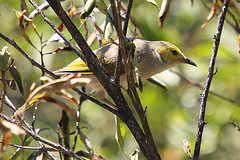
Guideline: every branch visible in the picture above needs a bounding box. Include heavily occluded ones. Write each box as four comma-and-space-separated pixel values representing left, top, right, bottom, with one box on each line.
0, 33, 57, 78
42, 0, 160, 159
0, 32, 117, 115
0, 113, 84, 160
193, 1, 230, 159
170, 70, 240, 106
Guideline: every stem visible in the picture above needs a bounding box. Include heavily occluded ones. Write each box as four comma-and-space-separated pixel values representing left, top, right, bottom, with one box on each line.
193, 1, 230, 159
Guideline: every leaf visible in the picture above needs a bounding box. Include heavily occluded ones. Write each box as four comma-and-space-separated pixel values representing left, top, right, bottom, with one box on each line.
14, 73, 91, 116
42, 96, 78, 121
95, 0, 108, 15
0, 118, 25, 158
6, 79, 17, 90
158, 0, 171, 28
146, 0, 159, 9
27, 150, 43, 160
201, 0, 218, 28
183, 138, 192, 158
9, 134, 34, 160
131, 46, 143, 92
80, 0, 96, 20
47, 46, 73, 55
9, 65, 25, 96
0, 119, 25, 135
20, 0, 29, 16
0, 46, 11, 70
147, 77, 168, 91
115, 116, 130, 160
13, 9, 39, 49
104, 5, 115, 42
0, 132, 12, 159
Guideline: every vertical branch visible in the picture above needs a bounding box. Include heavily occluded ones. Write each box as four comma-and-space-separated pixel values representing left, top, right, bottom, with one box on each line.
123, 0, 133, 36
193, 0, 230, 160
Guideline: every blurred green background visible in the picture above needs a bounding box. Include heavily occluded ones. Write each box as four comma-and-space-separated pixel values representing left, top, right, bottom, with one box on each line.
0, 0, 240, 159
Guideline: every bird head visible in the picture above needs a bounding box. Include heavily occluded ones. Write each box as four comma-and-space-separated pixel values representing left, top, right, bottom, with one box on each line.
154, 41, 197, 67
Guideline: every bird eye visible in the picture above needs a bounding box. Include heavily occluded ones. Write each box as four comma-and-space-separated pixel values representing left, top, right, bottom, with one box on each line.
171, 50, 178, 55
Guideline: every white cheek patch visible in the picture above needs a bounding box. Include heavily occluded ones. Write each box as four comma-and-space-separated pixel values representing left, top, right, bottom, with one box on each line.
154, 50, 162, 62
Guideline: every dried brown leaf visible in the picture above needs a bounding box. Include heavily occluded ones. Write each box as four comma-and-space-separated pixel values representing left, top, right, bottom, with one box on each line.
13, 9, 38, 49
49, 46, 73, 54
0, 132, 12, 159
0, 119, 25, 135
183, 138, 192, 158
14, 73, 91, 116
201, 0, 218, 28
44, 96, 77, 121
20, 0, 29, 16
0, 118, 26, 158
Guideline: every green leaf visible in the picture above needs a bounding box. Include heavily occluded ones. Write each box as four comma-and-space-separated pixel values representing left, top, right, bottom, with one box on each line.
147, 77, 168, 91
115, 116, 130, 160
0, 47, 11, 70
131, 46, 143, 92
9, 134, 33, 160
9, 65, 25, 96
104, 5, 114, 42
95, 0, 107, 15
80, 0, 96, 20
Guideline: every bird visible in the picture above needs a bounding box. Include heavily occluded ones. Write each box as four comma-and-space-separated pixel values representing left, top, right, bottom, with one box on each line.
54, 38, 197, 98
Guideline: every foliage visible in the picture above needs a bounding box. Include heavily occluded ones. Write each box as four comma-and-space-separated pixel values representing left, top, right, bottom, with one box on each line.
0, 0, 240, 160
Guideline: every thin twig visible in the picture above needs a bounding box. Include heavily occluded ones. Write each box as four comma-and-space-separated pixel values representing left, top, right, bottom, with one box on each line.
170, 70, 240, 106
123, 0, 133, 36
0, 33, 58, 79
72, 88, 86, 151
193, 1, 230, 159
0, 113, 85, 160
7, 143, 42, 150
36, 0, 161, 159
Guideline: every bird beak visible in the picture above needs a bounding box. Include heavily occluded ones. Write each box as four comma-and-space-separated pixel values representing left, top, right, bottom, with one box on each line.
183, 58, 197, 67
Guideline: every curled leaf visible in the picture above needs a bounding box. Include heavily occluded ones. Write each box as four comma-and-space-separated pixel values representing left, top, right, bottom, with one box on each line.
14, 73, 91, 116
13, 9, 39, 48
115, 116, 130, 160
146, 0, 159, 9
158, 0, 171, 28
9, 65, 24, 96
20, 0, 29, 16
183, 138, 192, 158
201, 0, 218, 28
80, 0, 96, 20
0, 118, 25, 158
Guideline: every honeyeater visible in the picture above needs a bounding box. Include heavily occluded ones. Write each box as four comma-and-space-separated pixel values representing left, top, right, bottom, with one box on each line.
54, 39, 197, 98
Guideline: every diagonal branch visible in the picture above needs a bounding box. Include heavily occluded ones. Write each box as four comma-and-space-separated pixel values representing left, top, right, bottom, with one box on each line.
34, 0, 159, 159
0, 113, 84, 160
193, 0, 230, 159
